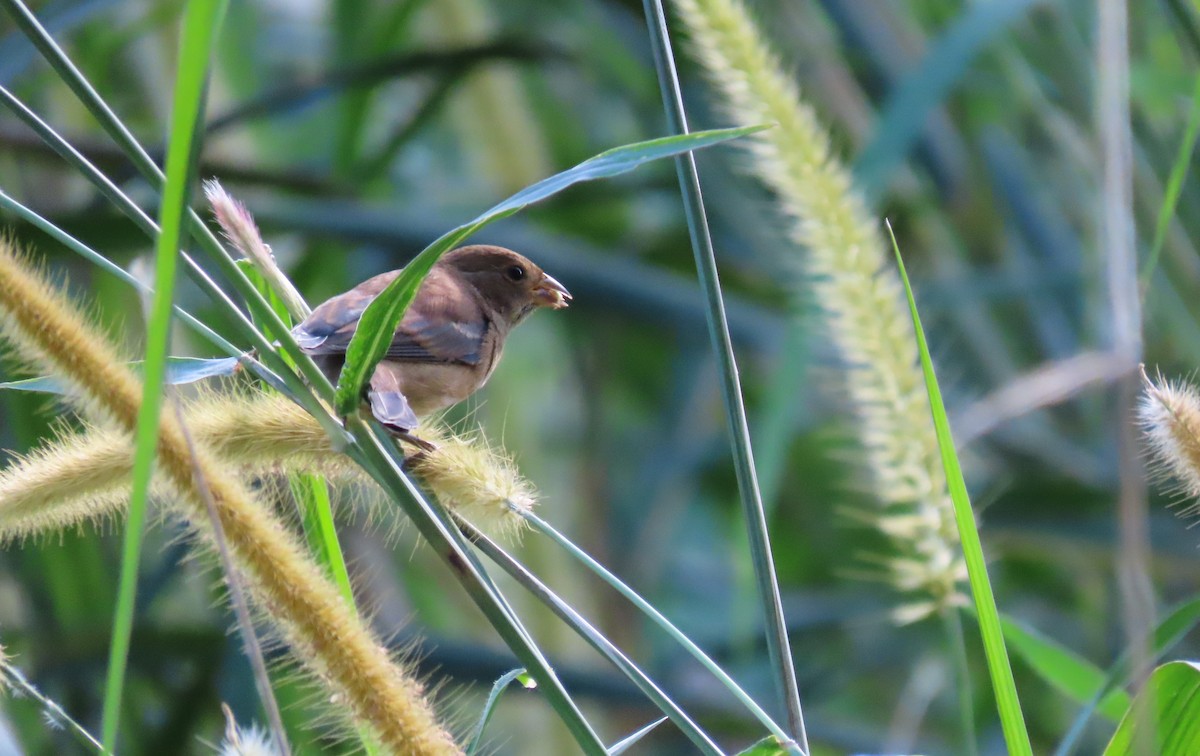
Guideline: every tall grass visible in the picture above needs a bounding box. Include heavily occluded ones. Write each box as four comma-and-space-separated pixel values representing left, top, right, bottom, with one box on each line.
101, 3, 228, 747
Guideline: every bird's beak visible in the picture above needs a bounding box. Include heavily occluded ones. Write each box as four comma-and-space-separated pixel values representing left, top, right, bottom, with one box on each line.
534, 273, 572, 309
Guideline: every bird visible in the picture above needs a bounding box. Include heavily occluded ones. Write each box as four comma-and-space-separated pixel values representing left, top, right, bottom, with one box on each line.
292, 245, 571, 449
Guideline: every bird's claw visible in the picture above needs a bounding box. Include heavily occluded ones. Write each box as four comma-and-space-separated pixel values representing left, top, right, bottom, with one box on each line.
389, 427, 438, 455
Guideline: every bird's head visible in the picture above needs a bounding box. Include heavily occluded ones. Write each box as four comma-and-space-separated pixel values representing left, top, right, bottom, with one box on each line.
441, 245, 571, 325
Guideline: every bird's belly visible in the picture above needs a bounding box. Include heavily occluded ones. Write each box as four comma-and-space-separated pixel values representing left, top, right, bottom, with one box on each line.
398, 362, 484, 416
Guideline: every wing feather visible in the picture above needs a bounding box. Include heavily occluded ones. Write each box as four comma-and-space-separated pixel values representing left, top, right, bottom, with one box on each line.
292, 266, 486, 365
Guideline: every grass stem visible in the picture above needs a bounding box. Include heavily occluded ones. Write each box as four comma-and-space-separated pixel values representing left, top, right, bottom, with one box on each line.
640, 0, 808, 749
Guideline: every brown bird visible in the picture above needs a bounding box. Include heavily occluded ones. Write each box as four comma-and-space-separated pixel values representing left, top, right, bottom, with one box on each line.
293, 245, 571, 446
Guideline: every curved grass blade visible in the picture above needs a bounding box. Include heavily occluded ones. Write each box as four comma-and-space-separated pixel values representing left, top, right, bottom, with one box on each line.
888, 220, 1031, 755
334, 125, 765, 415
0, 357, 240, 394
467, 667, 530, 754
100, 1, 227, 749
996, 613, 1129, 721
640, 0, 806, 748
1056, 594, 1200, 756
608, 718, 668, 755
1103, 661, 1200, 755
853, 0, 1047, 199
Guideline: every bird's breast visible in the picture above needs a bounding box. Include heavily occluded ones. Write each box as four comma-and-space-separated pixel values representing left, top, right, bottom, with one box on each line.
393, 362, 488, 416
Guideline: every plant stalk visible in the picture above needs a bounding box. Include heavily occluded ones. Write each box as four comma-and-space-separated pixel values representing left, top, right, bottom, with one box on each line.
640, 0, 807, 749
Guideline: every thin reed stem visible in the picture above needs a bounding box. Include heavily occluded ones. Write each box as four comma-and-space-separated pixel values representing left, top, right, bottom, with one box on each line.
460, 518, 725, 756
640, 0, 808, 749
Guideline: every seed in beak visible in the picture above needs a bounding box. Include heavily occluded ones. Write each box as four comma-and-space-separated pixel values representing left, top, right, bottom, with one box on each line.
535, 273, 572, 308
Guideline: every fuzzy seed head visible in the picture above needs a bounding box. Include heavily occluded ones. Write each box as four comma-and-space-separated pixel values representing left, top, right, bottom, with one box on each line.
0, 388, 537, 544
671, 0, 963, 619
1139, 368, 1200, 516
205, 179, 310, 320
221, 705, 282, 756
410, 423, 536, 539
0, 241, 459, 754
205, 179, 270, 270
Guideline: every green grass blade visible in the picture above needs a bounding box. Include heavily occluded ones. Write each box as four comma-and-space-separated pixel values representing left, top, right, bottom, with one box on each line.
736, 737, 789, 755
235, 258, 296, 338
1103, 661, 1200, 755
290, 476, 356, 604
334, 125, 764, 415
997, 613, 1130, 721
100, 1, 227, 749
1056, 594, 1200, 756
462, 521, 725, 756
887, 221, 1031, 755
237, 260, 359, 606
523, 509, 793, 746
466, 667, 529, 754
1138, 68, 1200, 292
640, 0, 807, 748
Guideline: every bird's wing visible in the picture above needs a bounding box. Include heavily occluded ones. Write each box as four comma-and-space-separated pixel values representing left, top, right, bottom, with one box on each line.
292, 269, 398, 350
293, 267, 487, 366
387, 273, 488, 364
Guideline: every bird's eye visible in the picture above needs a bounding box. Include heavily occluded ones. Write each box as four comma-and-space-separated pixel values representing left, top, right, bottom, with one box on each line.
505, 265, 526, 281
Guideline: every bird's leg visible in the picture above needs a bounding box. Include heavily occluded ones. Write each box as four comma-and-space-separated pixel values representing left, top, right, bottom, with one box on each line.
362, 420, 437, 471
385, 425, 438, 457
